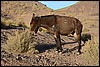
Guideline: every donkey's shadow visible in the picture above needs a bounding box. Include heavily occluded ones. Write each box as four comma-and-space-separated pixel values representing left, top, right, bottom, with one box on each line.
35, 33, 91, 53
35, 41, 77, 53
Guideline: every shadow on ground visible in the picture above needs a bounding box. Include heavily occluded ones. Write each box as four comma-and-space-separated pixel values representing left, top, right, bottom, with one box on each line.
35, 33, 91, 53
35, 41, 81, 53
1, 23, 27, 30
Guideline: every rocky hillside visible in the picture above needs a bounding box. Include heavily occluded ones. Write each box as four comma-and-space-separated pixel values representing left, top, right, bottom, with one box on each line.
55, 1, 99, 16
1, 1, 99, 25
1, 1, 53, 26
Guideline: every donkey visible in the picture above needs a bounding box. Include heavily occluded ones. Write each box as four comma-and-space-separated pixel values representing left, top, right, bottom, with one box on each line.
30, 13, 83, 54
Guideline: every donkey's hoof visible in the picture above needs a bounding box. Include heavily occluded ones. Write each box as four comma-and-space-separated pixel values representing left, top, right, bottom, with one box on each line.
55, 50, 62, 54
77, 52, 80, 55
77, 51, 82, 55
55, 49, 62, 53
58, 52, 62, 54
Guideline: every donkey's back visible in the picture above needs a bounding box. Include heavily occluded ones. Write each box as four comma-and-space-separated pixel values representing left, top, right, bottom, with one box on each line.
55, 15, 83, 35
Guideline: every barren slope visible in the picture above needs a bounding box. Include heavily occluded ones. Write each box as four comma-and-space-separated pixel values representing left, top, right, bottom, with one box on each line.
1, 1, 53, 26
55, 1, 99, 16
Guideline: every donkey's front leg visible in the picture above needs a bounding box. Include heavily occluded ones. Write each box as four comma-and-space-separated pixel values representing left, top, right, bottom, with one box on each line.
56, 33, 62, 52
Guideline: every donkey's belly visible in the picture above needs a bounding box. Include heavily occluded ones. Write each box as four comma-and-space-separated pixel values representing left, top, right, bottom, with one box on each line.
59, 26, 75, 35
58, 21, 75, 35
60, 30, 74, 35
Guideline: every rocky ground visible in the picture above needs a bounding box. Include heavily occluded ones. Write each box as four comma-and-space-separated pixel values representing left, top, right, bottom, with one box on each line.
1, 29, 99, 66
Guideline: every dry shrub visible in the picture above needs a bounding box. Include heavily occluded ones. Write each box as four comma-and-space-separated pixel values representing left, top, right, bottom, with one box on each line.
2, 30, 39, 54
2, 18, 15, 26
81, 33, 91, 43
81, 35, 99, 65
82, 28, 89, 32
1, 21, 7, 29
1, 17, 29, 29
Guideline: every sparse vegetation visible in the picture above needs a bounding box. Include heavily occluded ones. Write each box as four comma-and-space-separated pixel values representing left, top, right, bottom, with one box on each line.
1, 1, 52, 25
81, 35, 99, 65
1, 17, 29, 29
1, 20, 7, 29
1, 17, 17, 28
82, 28, 89, 32
1, 30, 38, 54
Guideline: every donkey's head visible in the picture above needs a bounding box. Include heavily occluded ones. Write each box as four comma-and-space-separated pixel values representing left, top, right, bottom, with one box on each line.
30, 13, 40, 35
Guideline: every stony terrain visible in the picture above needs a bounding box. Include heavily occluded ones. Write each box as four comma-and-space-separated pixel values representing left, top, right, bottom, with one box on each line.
1, 1, 99, 66
1, 29, 98, 66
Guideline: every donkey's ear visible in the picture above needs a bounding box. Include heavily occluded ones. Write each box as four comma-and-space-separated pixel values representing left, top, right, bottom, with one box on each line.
32, 13, 35, 18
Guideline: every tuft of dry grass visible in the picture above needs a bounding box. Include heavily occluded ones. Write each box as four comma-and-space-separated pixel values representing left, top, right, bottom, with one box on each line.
1, 17, 29, 29
81, 33, 91, 43
1, 30, 39, 54
82, 28, 89, 32
1, 17, 16, 26
81, 35, 99, 65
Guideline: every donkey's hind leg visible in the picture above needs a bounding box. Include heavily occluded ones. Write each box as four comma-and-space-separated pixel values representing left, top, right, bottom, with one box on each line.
74, 32, 82, 54
77, 34, 82, 54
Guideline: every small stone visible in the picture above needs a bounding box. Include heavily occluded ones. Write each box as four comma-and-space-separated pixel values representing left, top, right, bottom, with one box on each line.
34, 50, 39, 54
67, 53, 70, 56
16, 56, 23, 60
76, 52, 80, 55
58, 52, 62, 55
45, 50, 49, 53
55, 51, 58, 54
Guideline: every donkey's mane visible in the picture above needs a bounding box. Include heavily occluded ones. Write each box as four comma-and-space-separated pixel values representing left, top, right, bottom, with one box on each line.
40, 15, 55, 17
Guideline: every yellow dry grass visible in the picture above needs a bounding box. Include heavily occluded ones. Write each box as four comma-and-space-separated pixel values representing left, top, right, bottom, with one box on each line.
81, 35, 99, 65
1, 30, 39, 54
